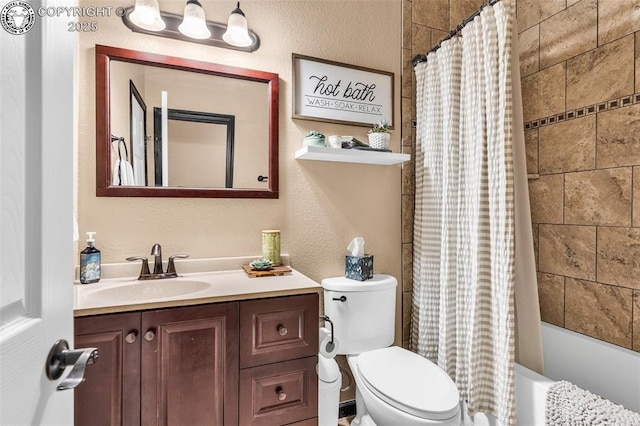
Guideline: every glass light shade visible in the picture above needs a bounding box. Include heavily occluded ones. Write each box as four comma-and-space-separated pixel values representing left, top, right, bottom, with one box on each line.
178, 0, 211, 39
129, 0, 165, 31
222, 5, 252, 47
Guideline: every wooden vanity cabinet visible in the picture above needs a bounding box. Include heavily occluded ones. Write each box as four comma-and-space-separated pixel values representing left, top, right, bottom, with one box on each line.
74, 293, 319, 426
74, 311, 141, 425
74, 302, 239, 426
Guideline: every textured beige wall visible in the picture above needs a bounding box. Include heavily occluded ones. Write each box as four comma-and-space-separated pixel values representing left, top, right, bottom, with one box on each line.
404, 0, 640, 354
77, 0, 401, 305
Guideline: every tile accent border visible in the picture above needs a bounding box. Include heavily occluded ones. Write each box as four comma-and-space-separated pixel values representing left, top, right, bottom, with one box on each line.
524, 92, 640, 130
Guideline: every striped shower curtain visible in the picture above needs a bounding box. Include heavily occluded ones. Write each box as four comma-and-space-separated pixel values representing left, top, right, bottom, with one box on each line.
411, 1, 524, 425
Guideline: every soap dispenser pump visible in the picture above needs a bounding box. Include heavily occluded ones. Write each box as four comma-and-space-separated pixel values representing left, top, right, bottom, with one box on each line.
80, 232, 101, 284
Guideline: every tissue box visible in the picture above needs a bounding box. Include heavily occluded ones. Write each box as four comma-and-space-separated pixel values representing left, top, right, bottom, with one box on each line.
345, 254, 373, 281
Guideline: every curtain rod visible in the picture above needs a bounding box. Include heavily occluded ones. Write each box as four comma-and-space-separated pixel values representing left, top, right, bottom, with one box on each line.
411, 0, 501, 68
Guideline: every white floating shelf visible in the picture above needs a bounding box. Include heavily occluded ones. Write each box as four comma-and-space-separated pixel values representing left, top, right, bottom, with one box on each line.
295, 146, 410, 165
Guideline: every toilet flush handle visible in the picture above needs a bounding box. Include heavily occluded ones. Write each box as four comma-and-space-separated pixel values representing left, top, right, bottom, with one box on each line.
332, 295, 347, 302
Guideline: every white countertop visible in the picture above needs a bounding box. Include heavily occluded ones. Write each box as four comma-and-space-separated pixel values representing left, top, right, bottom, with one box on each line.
74, 256, 322, 317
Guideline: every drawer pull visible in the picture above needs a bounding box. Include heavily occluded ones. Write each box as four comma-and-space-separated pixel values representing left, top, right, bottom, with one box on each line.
276, 324, 288, 336
144, 329, 156, 342
125, 331, 138, 344
275, 386, 287, 401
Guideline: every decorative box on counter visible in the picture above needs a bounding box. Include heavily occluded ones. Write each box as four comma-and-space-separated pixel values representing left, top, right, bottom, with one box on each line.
345, 254, 373, 281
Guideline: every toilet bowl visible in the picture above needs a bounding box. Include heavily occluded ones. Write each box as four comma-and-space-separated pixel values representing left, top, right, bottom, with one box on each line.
348, 347, 461, 426
322, 275, 461, 426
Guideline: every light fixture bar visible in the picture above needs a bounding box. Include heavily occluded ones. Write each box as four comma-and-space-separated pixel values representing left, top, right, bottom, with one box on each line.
121, 6, 260, 52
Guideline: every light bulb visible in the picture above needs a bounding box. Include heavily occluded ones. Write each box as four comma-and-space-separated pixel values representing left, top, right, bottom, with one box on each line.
129, 0, 165, 31
222, 2, 252, 47
178, 0, 211, 39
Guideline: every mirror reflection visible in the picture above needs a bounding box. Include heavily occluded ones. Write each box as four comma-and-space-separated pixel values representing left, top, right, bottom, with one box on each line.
96, 45, 279, 198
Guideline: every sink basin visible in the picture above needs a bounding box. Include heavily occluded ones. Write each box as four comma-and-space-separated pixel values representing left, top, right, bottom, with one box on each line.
81, 278, 212, 304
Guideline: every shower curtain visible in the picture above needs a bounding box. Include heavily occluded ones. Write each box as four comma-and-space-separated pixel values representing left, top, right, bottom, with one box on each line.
411, 1, 541, 425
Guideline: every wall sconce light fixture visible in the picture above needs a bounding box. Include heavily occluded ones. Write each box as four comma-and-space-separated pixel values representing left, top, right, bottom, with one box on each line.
122, 0, 260, 52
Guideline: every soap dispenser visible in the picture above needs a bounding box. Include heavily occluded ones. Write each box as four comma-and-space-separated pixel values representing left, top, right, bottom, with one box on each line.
80, 232, 101, 284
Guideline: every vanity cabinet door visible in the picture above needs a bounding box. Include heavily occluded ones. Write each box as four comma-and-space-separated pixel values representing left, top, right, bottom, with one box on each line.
140, 302, 239, 426
74, 312, 141, 426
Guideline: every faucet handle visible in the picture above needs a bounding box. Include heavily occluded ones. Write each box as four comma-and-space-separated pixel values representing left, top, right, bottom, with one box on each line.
126, 256, 150, 278
167, 254, 189, 275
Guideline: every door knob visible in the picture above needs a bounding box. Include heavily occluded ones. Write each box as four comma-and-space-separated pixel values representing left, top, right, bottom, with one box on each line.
125, 330, 138, 344
144, 329, 156, 341
45, 339, 98, 391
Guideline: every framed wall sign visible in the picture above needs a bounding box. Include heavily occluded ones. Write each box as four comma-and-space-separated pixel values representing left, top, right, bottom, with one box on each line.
292, 53, 394, 128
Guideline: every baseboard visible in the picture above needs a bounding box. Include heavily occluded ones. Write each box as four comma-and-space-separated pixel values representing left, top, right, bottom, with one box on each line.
338, 400, 356, 418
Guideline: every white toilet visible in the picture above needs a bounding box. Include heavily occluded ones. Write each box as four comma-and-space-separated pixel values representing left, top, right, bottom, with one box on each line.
322, 275, 461, 426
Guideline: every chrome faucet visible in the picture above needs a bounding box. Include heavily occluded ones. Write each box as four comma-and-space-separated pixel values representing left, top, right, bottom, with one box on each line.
126, 243, 189, 280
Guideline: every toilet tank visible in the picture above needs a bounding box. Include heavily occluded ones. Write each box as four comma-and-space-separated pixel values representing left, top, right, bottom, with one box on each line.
322, 275, 397, 354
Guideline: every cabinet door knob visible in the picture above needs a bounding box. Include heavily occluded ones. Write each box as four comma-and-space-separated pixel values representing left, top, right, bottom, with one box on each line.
125, 331, 138, 344
276, 324, 288, 336
275, 386, 287, 401
144, 329, 156, 341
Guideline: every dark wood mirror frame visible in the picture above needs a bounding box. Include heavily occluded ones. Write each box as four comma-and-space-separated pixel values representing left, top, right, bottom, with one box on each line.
95, 44, 279, 198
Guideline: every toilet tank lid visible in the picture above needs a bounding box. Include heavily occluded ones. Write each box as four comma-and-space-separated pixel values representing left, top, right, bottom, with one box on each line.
321, 275, 396, 292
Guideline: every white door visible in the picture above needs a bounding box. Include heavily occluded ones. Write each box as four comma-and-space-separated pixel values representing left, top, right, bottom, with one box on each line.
0, 0, 76, 424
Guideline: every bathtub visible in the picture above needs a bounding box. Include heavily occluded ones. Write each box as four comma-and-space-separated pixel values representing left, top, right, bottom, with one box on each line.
462, 363, 554, 426
463, 323, 640, 425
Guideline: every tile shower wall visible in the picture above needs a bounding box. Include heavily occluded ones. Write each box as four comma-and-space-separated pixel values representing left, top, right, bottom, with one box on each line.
403, 0, 640, 353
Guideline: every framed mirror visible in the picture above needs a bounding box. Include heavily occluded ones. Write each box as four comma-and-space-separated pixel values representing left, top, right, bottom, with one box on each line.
95, 44, 279, 198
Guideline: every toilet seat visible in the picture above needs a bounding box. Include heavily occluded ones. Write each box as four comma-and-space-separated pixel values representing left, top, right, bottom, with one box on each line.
356, 346, 460, 421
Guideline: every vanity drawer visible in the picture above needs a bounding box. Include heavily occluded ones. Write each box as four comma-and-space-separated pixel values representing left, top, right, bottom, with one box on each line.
240, 294, 318, 367
239, 356, 318, 426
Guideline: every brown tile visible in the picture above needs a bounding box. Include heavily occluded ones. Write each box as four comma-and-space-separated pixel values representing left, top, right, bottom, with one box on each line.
402, 97, 413, 147
538, 115, 595, 174
403, 0, 412, 49
533, 223, 539, 269
431, 29, 448, 47
402, 291, 412, 341
521, 63, 566, 122
564, 168, 632, 226
636, 33, 640, 93
539, 224, 596, 280
401, 146, 414, 194
412, 23, 431, 52
450, 0, 484, 30
519, 25, 539, 77
598, 0, 640, 45
633, 291, 640, 352
566, 35, 635, 110
529, 174, 564, 224
539, 0, 597, 70
537, 273, 565, 326
402, 49, 413, 99
597, 104, 640, 168
634, 167, 640, 227
412, 0, 449, 31
524, 128, 539, 174
402, 194, 414, 244
517, 0, 565, 32
402, 243, 413, 292
565, 278, 633, 348
597, 227, 640, 290
567, 0, 581, 6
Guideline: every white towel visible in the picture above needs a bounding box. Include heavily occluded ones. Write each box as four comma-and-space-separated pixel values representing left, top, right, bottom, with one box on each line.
112, 158, 135, 186
546, 380, 640, 425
